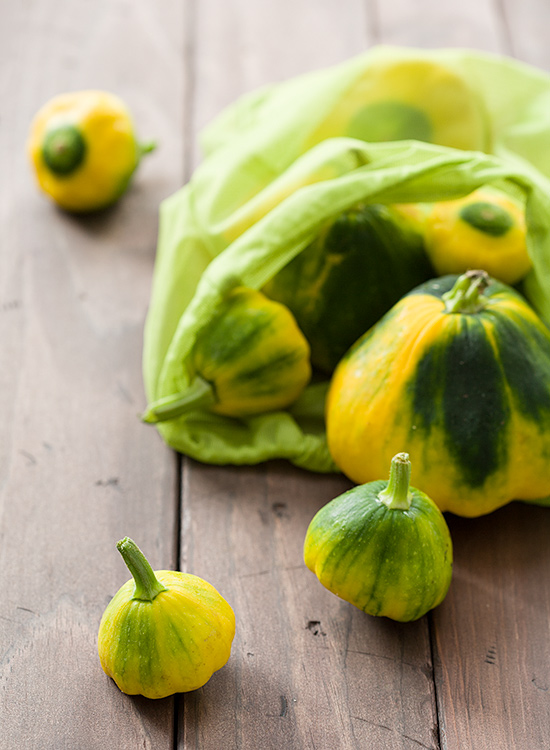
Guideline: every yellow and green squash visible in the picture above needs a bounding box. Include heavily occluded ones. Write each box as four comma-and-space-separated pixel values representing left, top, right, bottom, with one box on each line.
98, 537, 235, 699
327, 270, 550, 517
263, 202, 434, 373
304, 57, 489, 153
424, 188, 530, 284
304, 453, 453, 622
28, 90, 155, 213
142, 285, 311, 423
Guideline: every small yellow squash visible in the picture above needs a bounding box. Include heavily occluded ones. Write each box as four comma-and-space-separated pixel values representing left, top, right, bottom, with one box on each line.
305, 57, 489, 152
424, 188, 530, 285
28, 90, 154, 212
98, 538, 235, 699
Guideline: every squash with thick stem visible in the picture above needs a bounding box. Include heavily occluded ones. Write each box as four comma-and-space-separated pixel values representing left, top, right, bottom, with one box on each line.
304, 453, 453, 622
97, 538, 235, 699
327, 270, 550, 517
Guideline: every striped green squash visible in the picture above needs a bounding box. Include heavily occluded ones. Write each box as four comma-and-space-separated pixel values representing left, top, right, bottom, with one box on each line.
327, 270, 550, 517
304, 453, 453, 622
262, 202, 434, 373
98, 538, 235, 699
142, 286, 311, 422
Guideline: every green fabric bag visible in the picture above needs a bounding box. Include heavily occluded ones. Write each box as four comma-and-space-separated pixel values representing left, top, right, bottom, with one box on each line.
143, 45, 550, 472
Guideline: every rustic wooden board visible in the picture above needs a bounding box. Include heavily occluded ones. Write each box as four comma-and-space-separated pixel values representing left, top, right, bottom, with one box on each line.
500, 0, 550, 69
374, 0, 505, 51
434, 504, 550, 750
190, 0, 373, 165
2, 0, 550, 747
0, 1, 184, 747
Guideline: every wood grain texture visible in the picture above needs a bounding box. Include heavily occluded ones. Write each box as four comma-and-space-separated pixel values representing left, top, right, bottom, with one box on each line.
500, 0, 550, 70
0, 1, 184, 747
433, 504, 550, 750
373, 0, 506, 51
3, 0, 550, 748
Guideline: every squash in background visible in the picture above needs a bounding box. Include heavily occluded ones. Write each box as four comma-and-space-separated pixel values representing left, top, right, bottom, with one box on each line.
424, 188, 530, 284
305, 57, 489, 152
28, 90, 155, 212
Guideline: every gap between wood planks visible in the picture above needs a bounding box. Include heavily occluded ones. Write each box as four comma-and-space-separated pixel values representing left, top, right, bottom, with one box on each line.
172, 0, 198, 746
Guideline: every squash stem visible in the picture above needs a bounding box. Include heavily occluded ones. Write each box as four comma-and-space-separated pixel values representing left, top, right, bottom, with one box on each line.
42, 124, 86, 175
141, 376, 216, 423
117, 537, 167, 602
459, 201, 513, 237
442, 270, 489, 314
378, 453, 412, 510
139, 140, 157, 158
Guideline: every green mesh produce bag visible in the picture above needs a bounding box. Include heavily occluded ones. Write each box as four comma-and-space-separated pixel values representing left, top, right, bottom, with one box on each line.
143, 45, 550, 472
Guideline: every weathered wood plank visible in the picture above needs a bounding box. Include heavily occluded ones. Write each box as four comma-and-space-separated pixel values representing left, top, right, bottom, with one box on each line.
500, 0, 550, 70
434, 505, 550, 750
190, 0, 374, 165
374, 0, 505, 51
0, 1, 185, 747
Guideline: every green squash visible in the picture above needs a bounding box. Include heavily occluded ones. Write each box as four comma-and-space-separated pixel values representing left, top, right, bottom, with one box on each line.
304, 453, 453, 622
97, 538, 235, 699
327, 270, 550, 517
142, 285, 311, 423
262, 202, 434, 373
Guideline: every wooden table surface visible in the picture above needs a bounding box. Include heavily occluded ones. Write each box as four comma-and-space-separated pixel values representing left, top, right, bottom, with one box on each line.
2, 1, 550, 748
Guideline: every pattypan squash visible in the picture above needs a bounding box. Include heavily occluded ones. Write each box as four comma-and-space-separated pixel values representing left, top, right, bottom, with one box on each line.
424, 188, 530, 284
263, 202, 433, 373
98, 538, 235, 699
28, 90, 154, 212
142, 285, 311, 423
327, 270, 550, 517
304, 453, 453, 622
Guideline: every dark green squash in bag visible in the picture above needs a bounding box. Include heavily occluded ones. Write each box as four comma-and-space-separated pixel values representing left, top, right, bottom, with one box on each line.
263, 202, 434, 373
